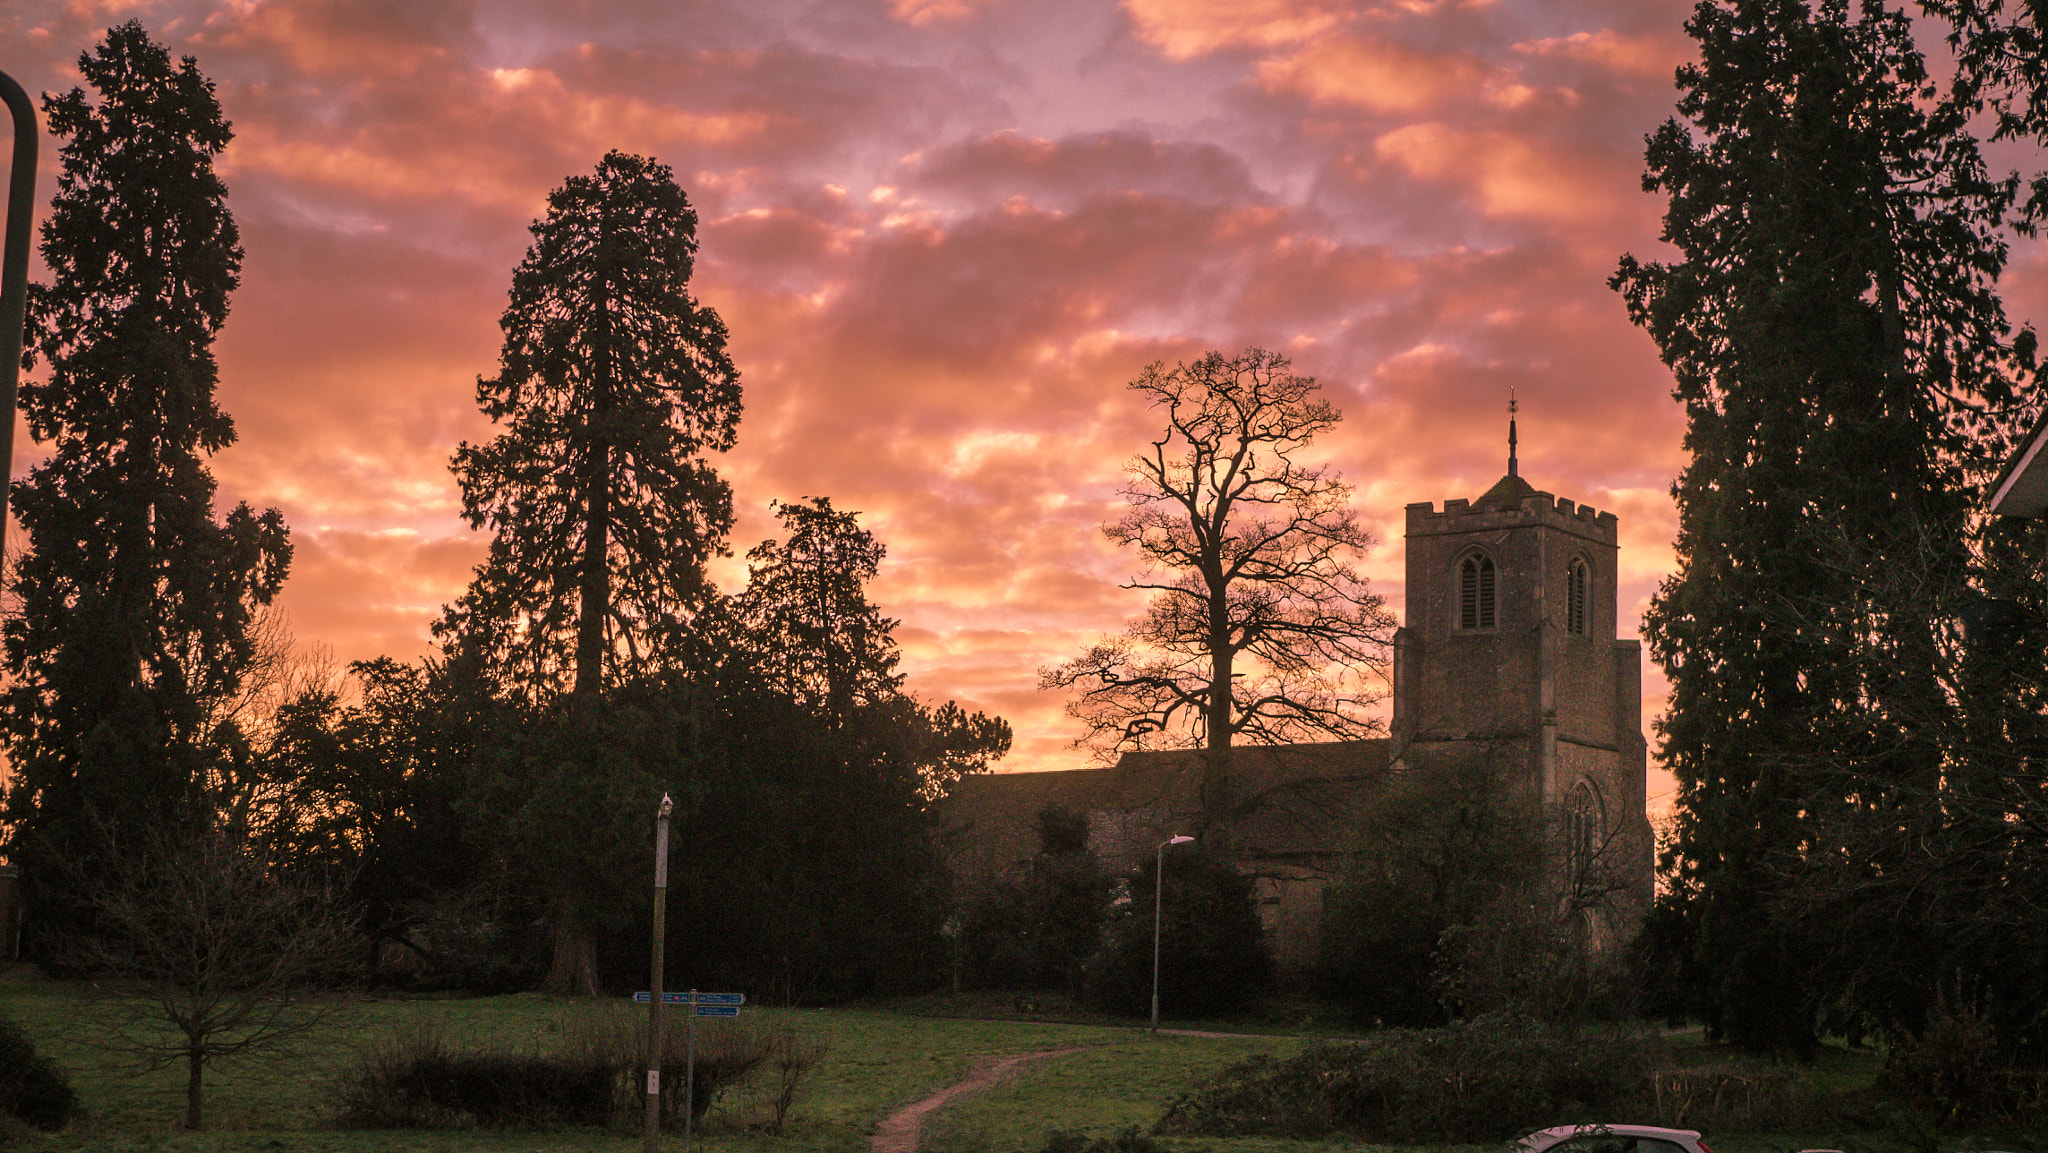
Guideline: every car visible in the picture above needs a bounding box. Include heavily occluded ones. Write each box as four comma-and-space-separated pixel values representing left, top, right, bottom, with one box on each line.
1515, 1124, 1715, 1153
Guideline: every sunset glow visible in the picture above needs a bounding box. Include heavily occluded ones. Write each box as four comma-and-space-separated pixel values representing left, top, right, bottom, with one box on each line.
10, 0, 2045, 811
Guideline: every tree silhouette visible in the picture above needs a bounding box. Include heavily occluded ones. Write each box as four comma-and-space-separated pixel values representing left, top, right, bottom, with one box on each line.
735, 497, 905, 724
440, 149, 740, 712
1039, 348, 1393, 851
0, 21, 291, 948
56, 825, 354, 1131
1613, 0, 2031, 1056
439, 150, 740, 994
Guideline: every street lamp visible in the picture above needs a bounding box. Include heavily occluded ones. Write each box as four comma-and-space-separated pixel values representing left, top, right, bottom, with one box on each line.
1151, 834, 1195, 1033
0, 70, 40, 572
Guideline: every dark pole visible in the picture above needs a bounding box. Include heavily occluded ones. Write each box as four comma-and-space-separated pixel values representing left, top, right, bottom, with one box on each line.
1150, 834, 1192, 1033
0, 70, 38, 571
644, 793, 672, 1153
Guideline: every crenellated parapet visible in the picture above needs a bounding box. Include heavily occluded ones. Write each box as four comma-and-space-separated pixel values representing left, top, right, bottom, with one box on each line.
1405, 491, 1618, 546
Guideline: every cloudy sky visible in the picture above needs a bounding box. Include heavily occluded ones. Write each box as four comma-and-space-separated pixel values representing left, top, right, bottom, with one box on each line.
7, 0, 2045, 806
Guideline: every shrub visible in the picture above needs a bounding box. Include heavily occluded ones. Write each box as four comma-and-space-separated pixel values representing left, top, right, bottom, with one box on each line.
1040, 1125, 1170, 1153
1154, 1015, 1663, 1143
330, 1024, 613, 1129
0, 1014, 81, 1132
330, 1013, 829, 1132
1876, 998, 2048, 1128
1643, 1063, 1825, 1132
1315, 875, 1446, 1026
962, 805, 1115, 995
757, 1024, 832, 1133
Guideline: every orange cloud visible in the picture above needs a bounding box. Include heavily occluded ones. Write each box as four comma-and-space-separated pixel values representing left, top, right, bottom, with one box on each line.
1257, 33, 1500, 114
1373, 122, 1624, 223
1513, 28, 1688, 80
1121, 0, 1353, 59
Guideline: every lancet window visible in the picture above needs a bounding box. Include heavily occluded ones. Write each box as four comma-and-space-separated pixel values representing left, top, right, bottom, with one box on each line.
1459, 553, 1496, 630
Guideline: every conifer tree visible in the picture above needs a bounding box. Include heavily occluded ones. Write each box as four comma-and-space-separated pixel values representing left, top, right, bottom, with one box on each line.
440, 150, 741, 711
440, 151, 740, 994
1613, 0, 2028, 1054
736, 497, 905, 723
0, 22, 291, 946
732, 497, 1011, 795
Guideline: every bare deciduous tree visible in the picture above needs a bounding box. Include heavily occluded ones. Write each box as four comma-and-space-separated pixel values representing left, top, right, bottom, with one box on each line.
59, 825, 356, 1130
1040, 348, 1394, 849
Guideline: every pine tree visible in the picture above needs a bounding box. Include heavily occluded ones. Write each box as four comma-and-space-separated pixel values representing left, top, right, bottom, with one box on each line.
0, 21, 291, 949
440, 149, 741, 711
1612, 0, 2028, 1054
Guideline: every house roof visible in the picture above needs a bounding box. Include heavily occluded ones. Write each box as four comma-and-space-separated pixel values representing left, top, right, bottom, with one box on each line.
1989, 406, 2048, 517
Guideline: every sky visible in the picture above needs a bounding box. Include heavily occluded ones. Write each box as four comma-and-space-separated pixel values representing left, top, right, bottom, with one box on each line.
6, 0, 2046, 811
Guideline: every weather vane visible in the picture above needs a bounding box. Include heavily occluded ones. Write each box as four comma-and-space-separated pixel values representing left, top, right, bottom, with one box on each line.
1507, 387, 1519, 478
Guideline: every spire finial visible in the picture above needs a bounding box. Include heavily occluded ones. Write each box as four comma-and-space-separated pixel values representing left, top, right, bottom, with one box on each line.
1507, 387, 1519, 478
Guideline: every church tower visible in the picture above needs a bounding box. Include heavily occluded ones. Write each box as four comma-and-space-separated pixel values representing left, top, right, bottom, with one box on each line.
1390, 401, 1652, 933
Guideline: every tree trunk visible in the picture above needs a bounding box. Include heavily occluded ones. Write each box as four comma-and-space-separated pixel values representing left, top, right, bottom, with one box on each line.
543, 885, 601, 996
1202, 579, 1237, 858
574, 239, 616, 716
574, 439, 611, 712
185, 1046, 204, 1130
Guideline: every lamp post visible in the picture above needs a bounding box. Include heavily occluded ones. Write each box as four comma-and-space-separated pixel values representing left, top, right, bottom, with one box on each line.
0, 70, 39, 571
1151, 834, 1194, 1033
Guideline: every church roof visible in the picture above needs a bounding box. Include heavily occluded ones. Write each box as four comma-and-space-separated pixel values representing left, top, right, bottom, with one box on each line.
1473, 471, 1537, 509
940, 739, 1391, 880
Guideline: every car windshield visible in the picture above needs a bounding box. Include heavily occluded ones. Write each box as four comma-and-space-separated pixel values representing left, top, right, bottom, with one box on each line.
1546, 1139, 1689, 1153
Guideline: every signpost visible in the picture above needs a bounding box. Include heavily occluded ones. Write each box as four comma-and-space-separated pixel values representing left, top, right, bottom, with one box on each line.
634, 992, 745, 1007
632, 988, 746, 1152
644, 795, 672, 1153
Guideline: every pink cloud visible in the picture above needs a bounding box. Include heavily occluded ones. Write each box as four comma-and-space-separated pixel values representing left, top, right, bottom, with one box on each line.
0, 0, 1762, 788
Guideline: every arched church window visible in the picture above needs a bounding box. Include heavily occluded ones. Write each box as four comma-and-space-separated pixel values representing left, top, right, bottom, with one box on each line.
1565, 778, 1603, 880
1459, 553, 1496, 630
1567, 556, 1590, 636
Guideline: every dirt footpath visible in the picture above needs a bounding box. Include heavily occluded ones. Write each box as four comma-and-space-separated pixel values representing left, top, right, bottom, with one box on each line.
870, 1047, 1090, 1153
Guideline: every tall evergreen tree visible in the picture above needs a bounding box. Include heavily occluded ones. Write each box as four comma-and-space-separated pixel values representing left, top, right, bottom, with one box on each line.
1613, 0, 2028, 1054
0, 22, 291, 948
440, 151, 740, 994
440, 149, 741, 711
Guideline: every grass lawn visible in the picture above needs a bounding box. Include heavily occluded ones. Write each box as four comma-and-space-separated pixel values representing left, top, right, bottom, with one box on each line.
0, 973, 2033, 1153
0, 972, 1306, 1153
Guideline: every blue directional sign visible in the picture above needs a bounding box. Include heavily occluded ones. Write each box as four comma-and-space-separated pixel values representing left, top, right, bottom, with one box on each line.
693, 1005, 740, 1017
633, 991, 745, 1007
